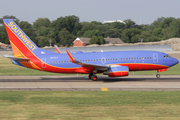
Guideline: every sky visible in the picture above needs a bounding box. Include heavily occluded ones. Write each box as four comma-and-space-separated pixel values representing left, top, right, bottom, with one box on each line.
1, 0, 180, 25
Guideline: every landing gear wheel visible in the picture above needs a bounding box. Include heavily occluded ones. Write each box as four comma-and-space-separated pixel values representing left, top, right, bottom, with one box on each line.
156, 74, 160, 78
91, 75, 98, 81
88, 73, 93, 79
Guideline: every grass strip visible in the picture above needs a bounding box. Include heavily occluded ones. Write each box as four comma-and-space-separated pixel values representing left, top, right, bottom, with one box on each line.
0, 91, 180, 120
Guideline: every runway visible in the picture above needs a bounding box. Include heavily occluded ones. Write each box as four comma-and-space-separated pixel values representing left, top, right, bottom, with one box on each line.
0, 75, 180, 91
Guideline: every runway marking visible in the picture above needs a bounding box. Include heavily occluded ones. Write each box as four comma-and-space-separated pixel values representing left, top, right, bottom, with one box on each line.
101, 88, 108, 91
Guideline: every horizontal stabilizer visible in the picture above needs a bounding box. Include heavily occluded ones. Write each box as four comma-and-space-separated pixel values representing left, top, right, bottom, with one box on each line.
4, 55, 30, 61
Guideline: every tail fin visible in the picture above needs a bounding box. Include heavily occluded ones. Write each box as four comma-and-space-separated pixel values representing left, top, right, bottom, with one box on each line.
3, 19, 39, 58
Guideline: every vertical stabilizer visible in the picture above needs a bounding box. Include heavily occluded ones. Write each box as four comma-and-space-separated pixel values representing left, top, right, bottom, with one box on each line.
3, 19, 39, 58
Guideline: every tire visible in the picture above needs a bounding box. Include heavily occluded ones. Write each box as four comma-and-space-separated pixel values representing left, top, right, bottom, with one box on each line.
88, 73, 93, 79
156, 74, 160, 78
91, 75, 98, 81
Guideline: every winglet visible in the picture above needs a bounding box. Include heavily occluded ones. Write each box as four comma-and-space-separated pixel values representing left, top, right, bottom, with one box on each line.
54, 45, 61, 54
66, 48, 78, 63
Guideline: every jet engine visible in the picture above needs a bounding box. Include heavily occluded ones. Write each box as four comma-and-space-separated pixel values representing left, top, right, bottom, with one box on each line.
108, 66, 129, 77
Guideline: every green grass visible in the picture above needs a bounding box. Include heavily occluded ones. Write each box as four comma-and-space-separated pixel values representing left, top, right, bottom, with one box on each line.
0, 91, 180, 120
0, 57, 180, 76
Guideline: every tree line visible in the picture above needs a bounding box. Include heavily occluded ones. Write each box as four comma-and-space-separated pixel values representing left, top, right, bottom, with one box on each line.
0, 15, 180, 47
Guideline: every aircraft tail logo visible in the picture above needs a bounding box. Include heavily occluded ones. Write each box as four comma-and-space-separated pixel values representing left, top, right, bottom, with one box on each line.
3, 19, 39, 58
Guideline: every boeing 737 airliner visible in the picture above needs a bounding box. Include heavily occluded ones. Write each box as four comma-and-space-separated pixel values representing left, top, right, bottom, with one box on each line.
3, 19, 179, 81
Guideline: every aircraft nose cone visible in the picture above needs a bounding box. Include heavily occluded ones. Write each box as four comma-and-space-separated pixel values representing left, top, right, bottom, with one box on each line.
172, 58, 179, 65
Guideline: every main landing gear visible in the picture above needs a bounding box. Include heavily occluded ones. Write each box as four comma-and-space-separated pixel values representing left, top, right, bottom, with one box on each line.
88, 73, 98, 81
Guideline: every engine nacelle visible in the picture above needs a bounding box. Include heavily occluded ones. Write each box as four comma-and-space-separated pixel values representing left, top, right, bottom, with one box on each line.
108, 66, 129, 77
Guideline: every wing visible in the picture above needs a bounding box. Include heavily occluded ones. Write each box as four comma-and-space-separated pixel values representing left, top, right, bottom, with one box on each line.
66, 48, 109, 70
4, 55, 30, 61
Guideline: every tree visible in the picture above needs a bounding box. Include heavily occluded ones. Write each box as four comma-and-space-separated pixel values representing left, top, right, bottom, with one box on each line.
168, 19, 180, 38
160, 17, 175, 29
123, 19, 137, 28
33, 18, 51, 29
89, 36, 105, 45
162, 27, 171, 40
51, 15, 82, 35
146, 36, 161, 42
105, 29, 121, 38
121, 28, 141, 43
83, 30, 102, 38
111, 22, 125, 29
151, 17, 165, 28
58, 28, 76, 46
152, 28, 163, 38
35, 36, 49, 47
131, 34, 144, 43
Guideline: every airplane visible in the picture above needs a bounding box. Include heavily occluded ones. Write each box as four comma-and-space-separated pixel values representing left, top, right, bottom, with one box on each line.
3, 19, 179, 81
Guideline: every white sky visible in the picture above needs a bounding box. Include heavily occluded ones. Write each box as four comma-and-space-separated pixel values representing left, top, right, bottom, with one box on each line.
1, 0, 180, 25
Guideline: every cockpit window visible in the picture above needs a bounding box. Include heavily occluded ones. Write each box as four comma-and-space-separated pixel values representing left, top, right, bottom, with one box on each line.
163, 55, 170, 58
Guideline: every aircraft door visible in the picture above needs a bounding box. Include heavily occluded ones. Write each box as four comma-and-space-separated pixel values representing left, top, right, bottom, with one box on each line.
41, 58, 46, 68
153, 53, 158, 63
